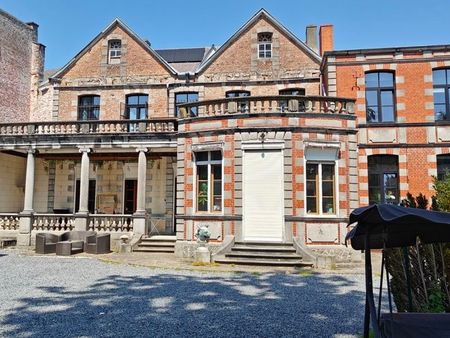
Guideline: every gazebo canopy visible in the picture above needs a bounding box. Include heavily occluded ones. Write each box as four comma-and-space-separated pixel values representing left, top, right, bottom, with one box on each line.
346, 204, 450, 250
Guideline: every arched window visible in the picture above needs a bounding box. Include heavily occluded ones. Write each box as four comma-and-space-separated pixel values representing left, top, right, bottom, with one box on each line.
432, 68, 450, 121
108, 39, 122, 64
368, 155, 399, 205
365, 71, 395, 123
258, 32, 272, 58
78, 95, 100, 120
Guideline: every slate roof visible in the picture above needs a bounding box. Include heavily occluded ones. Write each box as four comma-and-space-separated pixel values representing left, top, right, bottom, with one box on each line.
155, 47, 209, 63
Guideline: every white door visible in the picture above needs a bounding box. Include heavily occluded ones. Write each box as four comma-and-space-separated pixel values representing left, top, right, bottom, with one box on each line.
242, 149, 284, 242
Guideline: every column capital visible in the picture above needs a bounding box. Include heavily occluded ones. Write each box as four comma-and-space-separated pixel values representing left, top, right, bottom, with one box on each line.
78, 147, 92, 154
136, 146, 148, 153
26, 147, 36, 155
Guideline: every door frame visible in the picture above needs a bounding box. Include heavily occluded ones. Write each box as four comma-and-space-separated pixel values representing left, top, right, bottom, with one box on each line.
241, 141, 285, 242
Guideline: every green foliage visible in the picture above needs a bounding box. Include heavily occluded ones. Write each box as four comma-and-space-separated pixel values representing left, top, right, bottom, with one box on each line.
432, 171, 450, 212
426, 286, 446, 313
416, 193, 429, 209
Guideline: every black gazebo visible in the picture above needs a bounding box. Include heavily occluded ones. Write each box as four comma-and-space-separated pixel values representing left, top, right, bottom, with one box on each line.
346, 204, 450, 338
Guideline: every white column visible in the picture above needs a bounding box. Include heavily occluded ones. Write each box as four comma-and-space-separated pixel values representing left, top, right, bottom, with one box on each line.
78, 148, 91, 214
135, 147, 148, 215
23, 148, 36, 213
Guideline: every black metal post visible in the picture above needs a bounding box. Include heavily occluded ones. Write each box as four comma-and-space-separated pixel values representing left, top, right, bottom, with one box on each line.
364, 232, 381, 338
377, 251, 385, 326
402, 246, 413, 312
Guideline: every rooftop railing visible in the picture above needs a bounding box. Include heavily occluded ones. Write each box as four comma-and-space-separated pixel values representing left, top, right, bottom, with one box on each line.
0, 118, 178, 136
177, 95, 355, 118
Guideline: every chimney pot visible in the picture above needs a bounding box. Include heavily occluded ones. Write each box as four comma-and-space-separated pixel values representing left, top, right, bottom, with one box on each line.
305, 25, 318, 53
319, 24, 334, 56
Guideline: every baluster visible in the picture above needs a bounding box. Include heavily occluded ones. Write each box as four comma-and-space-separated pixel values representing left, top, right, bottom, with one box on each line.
5, 217, 11, 230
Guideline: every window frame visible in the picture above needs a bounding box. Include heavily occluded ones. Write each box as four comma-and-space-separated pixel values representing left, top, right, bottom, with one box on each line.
125, 94, 148, 120
365, 71, 396, 123
367, 155, 399, 205
108, 39, 122, 64
175, 92, 199, 117
78, 95, 100, 121
437, 154, 450, 180
432, 68, 450, 121
194, 151, 223, 214
279, 88, 306, 112
257, 32, 273, 59
304, 161, 338, 216
226, 90, 251, 113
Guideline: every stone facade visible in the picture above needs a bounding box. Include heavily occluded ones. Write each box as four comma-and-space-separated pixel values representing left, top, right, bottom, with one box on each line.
0, 9, 44, 123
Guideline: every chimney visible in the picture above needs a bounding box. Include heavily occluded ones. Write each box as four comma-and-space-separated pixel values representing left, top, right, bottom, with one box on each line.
305, 25, 318, 53
26, 22, 39, 42
319, 24, 334, 56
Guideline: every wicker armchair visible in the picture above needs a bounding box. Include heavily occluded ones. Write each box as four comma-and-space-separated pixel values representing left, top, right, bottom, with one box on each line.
35, 233, 61, 254
85, 233, 111, 254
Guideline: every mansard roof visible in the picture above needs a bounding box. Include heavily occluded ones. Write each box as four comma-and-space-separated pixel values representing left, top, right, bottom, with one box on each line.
51, 18, 178, 80
196, 8, 322, 73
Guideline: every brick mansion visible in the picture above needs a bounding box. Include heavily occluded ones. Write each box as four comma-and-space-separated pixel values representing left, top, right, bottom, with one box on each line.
1, 8, 449, 264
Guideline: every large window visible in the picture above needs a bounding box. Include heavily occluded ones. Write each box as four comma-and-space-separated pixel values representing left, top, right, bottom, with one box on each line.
226, 90, 250, 113
108, 39, 122, 64
279, 88, 306, 112
195, 151, 222, 212
365, 72, 395, 123
306, 162, 336, 215
437, 154, 450, 180
125, 94, 148, 120
175, 92, 199, 117
433, 69, 450, 121
368, 155, 399, 205
258, 32, 272, 58
78, 95, 100, 120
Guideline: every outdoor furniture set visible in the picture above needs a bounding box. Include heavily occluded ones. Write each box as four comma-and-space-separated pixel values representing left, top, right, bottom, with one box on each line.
35, 231, 110, 256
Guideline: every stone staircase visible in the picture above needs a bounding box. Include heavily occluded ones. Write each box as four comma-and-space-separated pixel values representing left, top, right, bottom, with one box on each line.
213, 242, 314, 267
133, 235, 176, 253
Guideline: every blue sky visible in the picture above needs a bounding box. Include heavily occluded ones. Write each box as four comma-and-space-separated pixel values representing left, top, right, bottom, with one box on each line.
2, 0, 449, 69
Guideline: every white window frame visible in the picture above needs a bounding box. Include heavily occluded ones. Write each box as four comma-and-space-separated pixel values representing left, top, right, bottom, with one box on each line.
108, 40, 122, 64
304, 160, 339, 217
258, 32, 272, 59
194, 151, 223, 214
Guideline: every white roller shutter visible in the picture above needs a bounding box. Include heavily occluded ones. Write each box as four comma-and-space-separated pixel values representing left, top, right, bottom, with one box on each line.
242, 149, 284, 242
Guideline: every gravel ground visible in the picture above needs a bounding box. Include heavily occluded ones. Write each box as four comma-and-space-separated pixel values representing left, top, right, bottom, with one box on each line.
0, 249, 368, 338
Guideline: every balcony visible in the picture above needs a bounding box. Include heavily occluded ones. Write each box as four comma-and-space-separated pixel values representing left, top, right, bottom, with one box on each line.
0, 118, 178, 136
177, 95, 355, 117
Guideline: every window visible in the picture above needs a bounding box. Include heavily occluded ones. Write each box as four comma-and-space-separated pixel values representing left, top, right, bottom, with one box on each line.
195, 151, 222, 212
226, 90, 250, 113
175, 92, 199, 117
279, 88, 306, 112
258, 32, 272, 58
78, 95, 100, 120
368, 155, 399, 205
108, 40, 122, 64
365, 72, 395, 123
437, 155, 450, 180
432, 69, 450, 121
125, 94, 148, 120
306, 162, 336, 215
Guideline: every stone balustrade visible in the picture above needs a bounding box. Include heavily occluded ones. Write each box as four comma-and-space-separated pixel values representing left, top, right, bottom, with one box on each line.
177, 95, 355, 117
0, 118, 177, 136
88, 214, 134, 232
0, 213, 20, 230
32, 214, 75, 231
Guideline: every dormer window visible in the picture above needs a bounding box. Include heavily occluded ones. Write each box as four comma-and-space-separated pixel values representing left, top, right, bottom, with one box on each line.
108, 39, 122, 64
258, 32, 272, 58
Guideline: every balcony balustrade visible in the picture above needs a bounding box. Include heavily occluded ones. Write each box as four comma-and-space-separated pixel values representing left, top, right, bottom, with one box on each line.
0, 118, 177, 136
177, 95, 355, 117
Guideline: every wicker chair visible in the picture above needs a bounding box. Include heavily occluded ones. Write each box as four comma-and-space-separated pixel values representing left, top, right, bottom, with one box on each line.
85, 233, 111, 254
35, 233, 61, 254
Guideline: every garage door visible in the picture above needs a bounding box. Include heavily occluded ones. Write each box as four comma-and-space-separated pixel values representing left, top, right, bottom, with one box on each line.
242, 149, 284, 242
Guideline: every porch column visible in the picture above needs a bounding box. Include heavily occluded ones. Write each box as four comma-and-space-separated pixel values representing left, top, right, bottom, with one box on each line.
18, 148, 35, 246
134, 147, 148, 235
74, 147, 90, 230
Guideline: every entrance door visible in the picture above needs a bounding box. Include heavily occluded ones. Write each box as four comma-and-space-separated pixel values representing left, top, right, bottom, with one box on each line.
75, 180, 96, 213
242, 149, 284, 242
124, 179, 138, 214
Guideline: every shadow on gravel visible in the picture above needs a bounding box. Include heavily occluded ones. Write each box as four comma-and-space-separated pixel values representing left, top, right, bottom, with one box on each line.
1, 272, 366, 337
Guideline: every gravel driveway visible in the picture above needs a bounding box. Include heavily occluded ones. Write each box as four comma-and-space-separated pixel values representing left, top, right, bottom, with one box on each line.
0, 250, 367, 338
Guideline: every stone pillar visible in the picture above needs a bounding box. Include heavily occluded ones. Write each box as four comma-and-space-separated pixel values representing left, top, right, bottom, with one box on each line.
74, 147, 91, 231
18, 148, 36, 246
134, 147, 148, 235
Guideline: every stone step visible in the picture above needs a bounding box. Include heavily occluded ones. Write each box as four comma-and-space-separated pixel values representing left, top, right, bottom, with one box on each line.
231, 245, 296, 252
226, 252, 302, 260
133, 247, 175, 253
214, 257, 313, 267
138, 241, 176, 247
235, 242, 294, 246
145, 235, 176, 241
